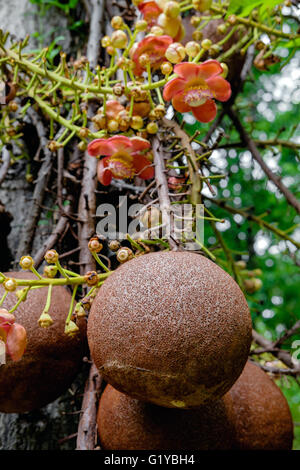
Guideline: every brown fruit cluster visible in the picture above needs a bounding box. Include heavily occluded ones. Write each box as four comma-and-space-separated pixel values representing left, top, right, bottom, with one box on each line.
87, 251, 293, 449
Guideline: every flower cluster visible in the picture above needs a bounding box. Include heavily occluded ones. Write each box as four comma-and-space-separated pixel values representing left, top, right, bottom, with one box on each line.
0, 309, 27, 361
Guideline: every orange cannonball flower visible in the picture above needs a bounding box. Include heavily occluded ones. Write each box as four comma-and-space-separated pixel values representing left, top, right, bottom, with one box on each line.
138, 1, 163, 27
0, 309, 27, 362
131, 35, 173, 76
163, 60, 231, 123
88, 135, 154, 186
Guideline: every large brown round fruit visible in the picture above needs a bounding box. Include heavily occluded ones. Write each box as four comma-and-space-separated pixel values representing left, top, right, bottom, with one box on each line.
227, 361, 294, 450
0, 272, 87, 413
88, 251, 252, 408
97, 384, 235, 450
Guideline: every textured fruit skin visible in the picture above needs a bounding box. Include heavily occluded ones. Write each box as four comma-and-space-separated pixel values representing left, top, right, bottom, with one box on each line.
227, 361, 294, 450
97, 384, 235, 450
88, 251, 252, 408
0, 272, 87, 413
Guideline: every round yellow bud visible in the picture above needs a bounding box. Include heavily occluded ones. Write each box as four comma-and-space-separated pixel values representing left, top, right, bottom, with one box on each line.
161, 61, 173, 75
146, 122, 159, 134
150, 26, 164, 36
4, 278, 17, 292
136, 20, 148, 32
107, 119, 119, 133
139, 53, 150, 68
131, 115, 144, 130
101, 36, 111, 47
192, 30, 203, 41
165, 42, 186, 64
190, 16, 201, 28
19, 255, 34, 270
111, 30, 128, 49
201, 38, 212, 50
185, 41, 201, 58
164, 1, 180, 18
111, 16, 124, 29
192, 0, 212, 12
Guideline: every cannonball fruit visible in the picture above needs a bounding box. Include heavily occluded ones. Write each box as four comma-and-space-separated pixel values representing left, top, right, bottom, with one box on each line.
97, 384, 235, 450
0, 272, 87, 413
88, 251, 252, 408
227, 361, 294, 450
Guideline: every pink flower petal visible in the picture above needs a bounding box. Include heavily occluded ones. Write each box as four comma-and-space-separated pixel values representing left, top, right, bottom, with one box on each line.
173, 62, 203, 80
6, 323, 27, 362
133, 155, 154, 180
197, 60, 223, 79
172, 93, 191, 113
0, 311, 15, 326
130, 137, 151, 154
97, 158, 113, 186
88, 139, 115, 157
163, 77, 186, 101
191, 99, 217, 123
206, 75, 232, 102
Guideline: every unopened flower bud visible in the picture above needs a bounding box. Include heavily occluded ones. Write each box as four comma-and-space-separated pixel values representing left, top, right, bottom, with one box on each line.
217, 23, 228, 35
136, 20, 148, 32
79, 127, 89, 138
131, 115, 144, 130
161, 61, 173, 75
164, 1, 180, 18
201, 38, 212, 50
108, 240, 120, 252
65, 320, 79, 337
235, 260, 246, 269
244, 278, 263, 294
154, 104, 166, 119
84, 271, 99, 286
165, 42, 186, 64
113, 83, 125, 96
92, 113, 107, 130
111, 16, 124, 29
107, 119, 119, 133
43, 265, 58, 278
227, 14, 237, 25
4, 278, 17, 292
38, 312, 54, 328
220, 62, 229, 78
111, 30, 128, 49
88, 237, 103, 253
77, 141, 87, 152
116, 247, 134, 263
101, 36, 111, 47
185, 41, 201, 58
19, 255, 34, 270
15, 288, 28, 301
48, 141, 61, 152
150, 26, 164, 36
139, 53, 150, 68
44, 249, 59, 264
192, 0, 212, 11
75, 303, 87, 318
192, 31, 203, 41
146, 122, 159, 134
106, 46, 116, 56
8, 101, 18, 112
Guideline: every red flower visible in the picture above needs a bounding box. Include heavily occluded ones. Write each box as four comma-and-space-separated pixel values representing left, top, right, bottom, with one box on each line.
163, 61, 231, 123
88, 135, 154, 186
131, 35, 173, 76
138, 1, 162, 27
0, 309, 27, 362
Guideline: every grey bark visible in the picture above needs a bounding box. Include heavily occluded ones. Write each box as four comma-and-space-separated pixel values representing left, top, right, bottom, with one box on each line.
0, 0, 85, 450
